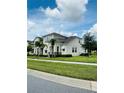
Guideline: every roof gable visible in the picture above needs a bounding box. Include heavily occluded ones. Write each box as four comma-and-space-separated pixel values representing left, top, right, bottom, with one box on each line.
42, 32, 67, 38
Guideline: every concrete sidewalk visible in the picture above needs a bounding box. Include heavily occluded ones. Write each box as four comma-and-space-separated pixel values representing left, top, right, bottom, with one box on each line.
27, 58, 97, 66
28, 69, 97, 92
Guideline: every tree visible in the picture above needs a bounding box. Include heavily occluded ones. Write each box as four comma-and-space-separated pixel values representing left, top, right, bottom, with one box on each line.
50, 39, 56, 57
35, 37, 45, 56
91, 40, 97, 52
35, 41, 40, 56
27, 44, 33, 55
82, 32, 97, 56
38, 37, 45, 55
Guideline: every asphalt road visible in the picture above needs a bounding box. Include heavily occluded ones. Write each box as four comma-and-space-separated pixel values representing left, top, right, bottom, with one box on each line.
27, 74, 96, 93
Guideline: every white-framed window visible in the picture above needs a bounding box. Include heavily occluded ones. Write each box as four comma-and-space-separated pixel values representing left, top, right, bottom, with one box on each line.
62, 48, 65, 51
57, 46, 59, 52
45, 50, 47, 53
75, 47, 77, 53
72, 47, 77, 53
72, 47, 75, 53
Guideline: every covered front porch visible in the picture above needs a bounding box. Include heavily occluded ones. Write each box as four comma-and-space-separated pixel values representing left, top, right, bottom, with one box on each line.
43, 44, 62, 57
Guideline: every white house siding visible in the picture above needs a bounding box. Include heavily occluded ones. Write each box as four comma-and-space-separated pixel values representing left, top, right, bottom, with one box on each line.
34, 47, 38, 55
61, 38, 85, 56
33, 33, 85, 56
34, 47, 42, 55
43, 43, 49, 55
43, 43, 63, 55
33, 37, 45, 55
33, 38, 39, 55
54, 43, 62, 52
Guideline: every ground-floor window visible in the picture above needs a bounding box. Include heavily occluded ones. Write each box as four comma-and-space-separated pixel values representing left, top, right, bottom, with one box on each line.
72, 47, 77, 53
72, 47, 75, 53
62, 48, 65, 51
75, 47, 77, 53
57, 46, 59, 52
45, 50, 47, 53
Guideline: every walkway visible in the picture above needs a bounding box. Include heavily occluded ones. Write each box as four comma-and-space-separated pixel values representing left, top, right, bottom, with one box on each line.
27, 58, 97, 66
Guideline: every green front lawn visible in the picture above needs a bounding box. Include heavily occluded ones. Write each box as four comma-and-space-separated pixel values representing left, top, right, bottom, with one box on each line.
28, 55, 97, 63
27, 60, 97, 81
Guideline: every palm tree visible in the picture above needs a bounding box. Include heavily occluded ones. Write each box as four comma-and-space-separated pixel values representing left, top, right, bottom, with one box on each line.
35, 37, 45, 56
38, 37, 45, 55
35, 41, 40, 56
50, 39, 56, 57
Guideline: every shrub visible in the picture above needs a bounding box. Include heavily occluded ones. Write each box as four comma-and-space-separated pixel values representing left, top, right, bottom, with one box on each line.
27, 54, 48, 57
60, 54, 72, 57
27, 53, 34, 56
79, 53, 89, 56
55, 54, 61, 57
39, 55, 48, 57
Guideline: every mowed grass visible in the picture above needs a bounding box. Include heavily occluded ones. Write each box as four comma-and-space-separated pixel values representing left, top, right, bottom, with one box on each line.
28, 55, 97, 63
27, 60, 97, 81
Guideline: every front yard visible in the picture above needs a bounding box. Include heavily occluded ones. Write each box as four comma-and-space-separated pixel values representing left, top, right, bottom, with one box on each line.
27, 60, 97, 81
28, 55, 97, 63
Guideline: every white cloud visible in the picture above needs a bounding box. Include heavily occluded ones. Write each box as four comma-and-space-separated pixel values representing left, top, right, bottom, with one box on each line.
81, 24, 97, 38
27, 0, 89, 40
27, 20, 35, 31
88, 24, 97, 34
43, 0, 88, 22
59, 31, 78, 37
44, 7, 61, 18
27, 17, 78, 40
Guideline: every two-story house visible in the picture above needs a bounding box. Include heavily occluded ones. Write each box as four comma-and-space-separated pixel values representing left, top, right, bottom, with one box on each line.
33, 32, 85, 56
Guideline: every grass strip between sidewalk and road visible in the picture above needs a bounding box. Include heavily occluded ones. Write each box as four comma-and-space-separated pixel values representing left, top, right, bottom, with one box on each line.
28, 55, 97, 63
27, 60, 97, 81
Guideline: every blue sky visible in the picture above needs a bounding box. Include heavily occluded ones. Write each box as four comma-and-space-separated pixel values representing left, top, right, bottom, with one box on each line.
27, 0, 97, 40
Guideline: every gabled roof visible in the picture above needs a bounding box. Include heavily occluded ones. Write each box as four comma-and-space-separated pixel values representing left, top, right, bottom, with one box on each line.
32, 32, 82, 44
42, 32, 67, 38
33, 37, 41, 42
64, 36, 81, 43
27, 40, 33, 44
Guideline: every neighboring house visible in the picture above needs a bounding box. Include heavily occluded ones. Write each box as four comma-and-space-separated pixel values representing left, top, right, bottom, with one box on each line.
27, 40, 33, 46
33, 33, 85, 56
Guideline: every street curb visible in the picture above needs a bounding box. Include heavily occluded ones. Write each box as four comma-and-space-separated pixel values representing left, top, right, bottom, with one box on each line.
28, 69, 97, 92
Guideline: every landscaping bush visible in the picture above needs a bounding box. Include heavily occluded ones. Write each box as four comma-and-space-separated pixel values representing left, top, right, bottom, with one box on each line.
27, 53, 34, 56
55, 54, 61, 57
92, 51, 97, 55
79, 53, 89, 56
49, 54, 72, 57
27, 54, 48, 57
39, 55, 48, 57
60, 54, 72, 57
